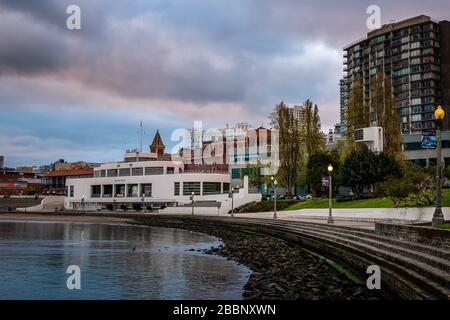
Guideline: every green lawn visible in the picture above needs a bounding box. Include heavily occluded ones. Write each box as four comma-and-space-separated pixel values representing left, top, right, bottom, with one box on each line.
437, 223, 450, 230
284, 189, 450, 211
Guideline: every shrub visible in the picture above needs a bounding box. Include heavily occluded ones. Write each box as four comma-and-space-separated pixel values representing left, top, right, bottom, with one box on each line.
106, 204, 114, 211
120, 204, 128, 211
133, 203, 142, 211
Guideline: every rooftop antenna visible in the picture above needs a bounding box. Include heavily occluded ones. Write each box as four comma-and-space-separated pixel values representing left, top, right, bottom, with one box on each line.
138, 121, 146, 152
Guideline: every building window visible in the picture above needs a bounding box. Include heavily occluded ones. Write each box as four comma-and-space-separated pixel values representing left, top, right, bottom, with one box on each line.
145, 167, 164, 175
100, 170, 106, 177
70, 186, 74, 197
119, 168, 130, 176
412, 106, 422, 114
115, 184, 125, 197
141, 184, 152, 197
166, 167, 175, 174
91, 185, 101, 198
203, 182, 221, 195
231, 168, 241, 179
103, 185, 113, 198
107, 169, 118, 177
411, 98, 422, 105
223, 183, 230, 193
183, 182, 200, 195
174, 182, 180, 196
127, 184, 139, 197
132, 167, 143, 176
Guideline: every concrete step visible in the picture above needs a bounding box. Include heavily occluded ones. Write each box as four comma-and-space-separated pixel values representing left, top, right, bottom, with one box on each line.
252, 219, 450, 260
280, 226, 450, 292
272, 222, 450, 272
293, 232, 438, 299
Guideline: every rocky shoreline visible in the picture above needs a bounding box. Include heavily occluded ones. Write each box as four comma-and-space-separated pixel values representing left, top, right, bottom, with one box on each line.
133, 217, 394, 300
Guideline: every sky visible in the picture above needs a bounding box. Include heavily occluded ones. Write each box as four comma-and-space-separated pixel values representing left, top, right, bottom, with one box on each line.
1, 0, 449, 167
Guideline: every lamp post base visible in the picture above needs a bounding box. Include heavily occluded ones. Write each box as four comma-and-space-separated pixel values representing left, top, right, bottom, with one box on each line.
327, 217, 334, 224
432, 208, 445, 227
273, 212, 277, 220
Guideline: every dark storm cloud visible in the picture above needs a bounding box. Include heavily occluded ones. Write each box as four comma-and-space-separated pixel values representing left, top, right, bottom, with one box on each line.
1, 0, 450, 165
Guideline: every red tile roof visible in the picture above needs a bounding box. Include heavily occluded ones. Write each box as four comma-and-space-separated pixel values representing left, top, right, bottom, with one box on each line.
44, 169, 94, 177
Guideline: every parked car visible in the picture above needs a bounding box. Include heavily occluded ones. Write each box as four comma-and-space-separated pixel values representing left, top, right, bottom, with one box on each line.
305, 194, 312, 200
292, 195, 306, 201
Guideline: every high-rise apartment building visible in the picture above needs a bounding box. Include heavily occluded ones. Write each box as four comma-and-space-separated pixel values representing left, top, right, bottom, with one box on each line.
343, 15, 450, 165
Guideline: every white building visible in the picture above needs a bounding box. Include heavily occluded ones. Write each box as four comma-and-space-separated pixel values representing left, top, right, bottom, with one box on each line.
64, 131, 261, 214
355, 127, 384, 152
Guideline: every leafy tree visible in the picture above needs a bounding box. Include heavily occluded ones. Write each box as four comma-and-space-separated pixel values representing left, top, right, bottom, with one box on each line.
341, 144, 401, 194
306, 150, 340, 197
443, 165, 450, 181
370, 72, 402, 155
382, 163, 435, 207
270, 101, 303, 195
345, 79, 370, 138
303, 99, 325, 158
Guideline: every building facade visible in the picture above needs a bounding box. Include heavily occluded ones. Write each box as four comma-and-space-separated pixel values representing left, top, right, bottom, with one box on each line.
65, 131, 261, 212
343, 15, 450, 164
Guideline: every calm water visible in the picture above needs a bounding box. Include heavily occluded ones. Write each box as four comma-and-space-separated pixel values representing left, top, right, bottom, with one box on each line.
0, 221, 250, 300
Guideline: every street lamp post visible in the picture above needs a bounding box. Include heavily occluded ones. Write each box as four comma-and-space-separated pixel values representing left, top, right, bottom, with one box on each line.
141, 194, 145, 213
432, 106, 445, 227
81, 195, 85, 213
327, 164, 333, 224
271, 176, 278, 219
191, 192, 195, 216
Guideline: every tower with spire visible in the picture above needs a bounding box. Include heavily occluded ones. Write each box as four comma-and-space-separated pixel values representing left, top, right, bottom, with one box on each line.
150, 130, 165, 157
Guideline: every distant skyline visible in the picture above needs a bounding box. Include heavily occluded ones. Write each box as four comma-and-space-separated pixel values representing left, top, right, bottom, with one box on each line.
1, 0, 449, 167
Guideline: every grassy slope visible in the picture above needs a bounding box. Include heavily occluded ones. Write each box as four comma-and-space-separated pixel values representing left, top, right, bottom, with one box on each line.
284, 189, 450, 211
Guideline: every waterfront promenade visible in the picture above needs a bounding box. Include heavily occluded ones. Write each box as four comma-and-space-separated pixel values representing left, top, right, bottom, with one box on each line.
1, 209, 449, 299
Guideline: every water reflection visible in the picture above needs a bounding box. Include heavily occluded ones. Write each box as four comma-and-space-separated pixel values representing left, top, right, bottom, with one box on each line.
0, 221, 250, 300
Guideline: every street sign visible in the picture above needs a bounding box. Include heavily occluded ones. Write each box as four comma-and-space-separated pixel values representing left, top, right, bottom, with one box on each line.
322, 176, 329, 187
421, 130, 436, 149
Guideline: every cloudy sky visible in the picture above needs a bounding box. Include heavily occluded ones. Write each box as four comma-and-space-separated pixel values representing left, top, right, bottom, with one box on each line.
1, 0, 449, 167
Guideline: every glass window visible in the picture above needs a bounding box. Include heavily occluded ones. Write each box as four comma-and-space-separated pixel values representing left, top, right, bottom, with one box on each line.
119, 168, 130, 176
203, 182, 221, 195
115, 184, 125, 197
103, 185, 113, 198
141, 184, 152, 197
107, 169, 118, 177
183, 182, 200, 195
174, 182, 180, 196
145, 167, 164, 175
166, 167, 175, 174
91, 185, 101, 198
132, 167, 143, 176
70, 186, 74, 197
223, 183, 230, 193
127, 184, 138, 197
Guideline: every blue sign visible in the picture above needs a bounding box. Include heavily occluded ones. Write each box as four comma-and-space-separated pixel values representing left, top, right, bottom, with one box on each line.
421, 130, 436, 149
